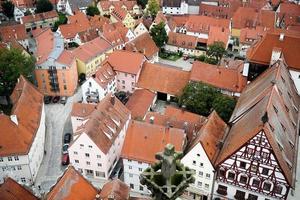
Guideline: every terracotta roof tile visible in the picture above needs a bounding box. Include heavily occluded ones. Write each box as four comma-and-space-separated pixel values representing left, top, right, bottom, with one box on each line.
190, 61, 247, 93
0, 177, 38, 200
232, 7, 258, 29
99, 0, 137, 11
107, 50, 144, 74
0, 76, 43, 157
111, 6, 128, 21
125, 89, 156, 119
99, 179, 130, 200
257, 10, 275, 29
137, 62, 190, 96
11, 0, 35, 8
121, 120, 186, 163
277, 3, 300, 27
46, 166, 98, 200
0, 24, 27, 43
21, 10, 58, 24
239, 26, 265, 44
167, 32, 198, 49
71, 103, 97, 118
89, 15, 110, 32
185, 15, 230, 33
207, 26, 230, 45
246, 30, 300, 70
92, 60, 116, 89
125, 32, 159, 60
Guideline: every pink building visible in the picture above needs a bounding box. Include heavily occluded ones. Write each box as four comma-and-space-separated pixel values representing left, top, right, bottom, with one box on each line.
107, 50, 145, 93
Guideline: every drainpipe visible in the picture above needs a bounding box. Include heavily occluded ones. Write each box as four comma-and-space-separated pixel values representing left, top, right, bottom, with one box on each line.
210, 169, 217, 200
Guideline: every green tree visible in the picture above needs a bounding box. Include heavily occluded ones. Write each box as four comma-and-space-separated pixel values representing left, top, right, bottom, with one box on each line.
86, 5, 100, 16
35, 0, 53, 13
147, 0, 159, 19
0, 48, 35, 103
1, 1, 14, 18
207, 41, 226, 64
212, 94, 236, 122
150, 22, 168, 49
178, 82, 236, 122
52, 12, 67, 31
137, 0, 148, 9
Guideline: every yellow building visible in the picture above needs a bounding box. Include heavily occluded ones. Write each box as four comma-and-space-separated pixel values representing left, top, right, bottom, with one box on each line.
110, 7, 136, 29
73, 37, 113, 78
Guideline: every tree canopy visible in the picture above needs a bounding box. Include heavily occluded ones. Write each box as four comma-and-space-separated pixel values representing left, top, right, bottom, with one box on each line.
150, 22, 168, 49
206, 41, 226, 64
178, 82, 236, 122
147, 0, 159, 19
86, 5, 100, 16
0, 48, 35, 100
1, 1, 14, 18
36, 0, 53, 13
137, 0, 148, 9
52, 12, 67, 31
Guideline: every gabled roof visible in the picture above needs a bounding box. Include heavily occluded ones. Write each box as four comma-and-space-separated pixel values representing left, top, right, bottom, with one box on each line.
71, 103, 96, 118
46, 166, 98, 200
0, 177, 38, 200
0, 76, 43, 157
188, 111, 227, 165
167, 32, 198, 49
125, 89, 156, 120
69, 0, 93, 11
239, 26, 265, 44
74, 94, 130, 154
107, 50, 144, 74
89, 15, 110, 32
184, 15, 230, 33
0, 24, 27, 43
72, 37, 112, 63
111, 7, 128, 21
137, 62, 190, 96
232, 7, 258, 29
121, 120, 186, 164
99, 179, 130, 200
99, 0, 137, 11
190, 61, 247, 93
21, 10, 58, 23
11, 0, 35, 8
207, 25, 230, 45
125, 32, 159, 60
216, 60, 300, 187
277, 3, 300, 27
246, 30, 300, 70
92, 60, 116, 89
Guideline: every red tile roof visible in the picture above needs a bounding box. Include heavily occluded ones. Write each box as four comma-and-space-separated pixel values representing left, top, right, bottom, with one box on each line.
92, 60, 116, 89
99, 0, 137, 11
89, 15, 110, 32
125, 89, 156, 120
167, 32, 198, 49
137, 62, 190, 96
246, 30, 300, 70
277, 3, 300, 27
71, 103, 97, 118
73, 94, 130, 154
257, 9, 275, 29
35, 28, 55, 65
190, 61, 247, 93
21, 10, 58, 24
111, 6, 128, 21
121, 120, 186, 164
125, 32, 159, 60
107, 50, 144, 74
0, 177, 38, 200
239, 26, 265, 44
0, 76, 43, 157
46, 166, 98, 200
99, 179, 130, 200
232, 7, 258, 29
207, 25, 230, 45
0, 24, 27, 43
216, 60, 300, 187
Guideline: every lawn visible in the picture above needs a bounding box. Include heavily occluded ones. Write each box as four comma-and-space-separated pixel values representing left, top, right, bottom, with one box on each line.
159, 51, 182, 61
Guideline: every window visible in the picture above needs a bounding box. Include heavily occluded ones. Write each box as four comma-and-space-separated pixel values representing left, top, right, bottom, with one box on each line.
197, 153, 200, 157
192, 160, 196, 165
128, 159, 132, 162
197, 171, 203, 177
14, 156, 19, 161
80, 144, 84, 147
88, 145, 92, 148
122, 80, 125, 84
139, 168, 143, 172
130, 184, 134, 189
86, 161, 91, 165
239, 161, 246, 169
228, 171, 235, 180
239, 175, 248, 184
0, 158, 3, 162
140, 185, 143, 191
75, 160, 79, 163
97, 163, 102, 167
234, 190, 245, 200
17, 166, 22, 170
138, 161, 142, 164
8, 157, 12, 161
64, 85, 67, 90
206, 173, 210, 179
131, 75, 134, 78
273, 185, 283, 194
262, 168, 269, 175
197, 181, 202, 187
97, 155, 101, 158
131, 82, 135, 86
248, 194, 258, 200
217, 185, 227, 195
219, 168, 225, 177
250, 163, 257, 172
252, 179, 260, 187
205, 184, 209, 189
85, 153, 90, 158
263, 182, 272, 191
200, 162, 203, 167
74, 151, 78, 155
21, 178, 26, 183
129, 166, 132, 169
125, 73, 128, 77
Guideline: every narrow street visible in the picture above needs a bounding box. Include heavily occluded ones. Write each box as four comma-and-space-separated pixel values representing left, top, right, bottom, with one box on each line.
34, 88, 82, 196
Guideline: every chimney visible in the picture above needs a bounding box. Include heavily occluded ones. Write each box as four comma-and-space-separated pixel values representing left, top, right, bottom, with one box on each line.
270, 47, 282, 66
110, 94, 115, 105
183, 122, 188, 133
279, 33, 284, 41
149, 116, 154, 124
10, 115, 18, 125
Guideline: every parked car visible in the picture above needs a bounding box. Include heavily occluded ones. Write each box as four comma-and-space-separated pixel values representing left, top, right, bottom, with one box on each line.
44, 96, 52, 104
61, 154, 69, 165
60, 97, 67, 105
52, 96, 60, 103
63, 133, 72, 144
62, 144, 69, 154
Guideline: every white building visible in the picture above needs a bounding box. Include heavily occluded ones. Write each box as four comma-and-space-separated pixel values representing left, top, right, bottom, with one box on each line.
181, 111, 227, 200
134, 22, 148, 37
68, 94, 131, 180
162, 0, 188, 15
14, 7, 24, 22
121, 120, 186, 196
81, 61, 117, 104
56, 0, 73, 15
0, 76, 45, 185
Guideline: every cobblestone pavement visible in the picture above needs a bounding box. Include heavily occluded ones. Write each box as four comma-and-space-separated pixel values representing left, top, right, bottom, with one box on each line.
34, 88, 82, 196
157, 57, 193, 71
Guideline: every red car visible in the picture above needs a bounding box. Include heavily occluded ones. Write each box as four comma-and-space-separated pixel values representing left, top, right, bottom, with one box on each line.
61, 154, 69, 166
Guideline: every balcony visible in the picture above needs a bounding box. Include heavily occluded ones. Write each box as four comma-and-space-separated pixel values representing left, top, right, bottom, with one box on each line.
86, 96, 99, 103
